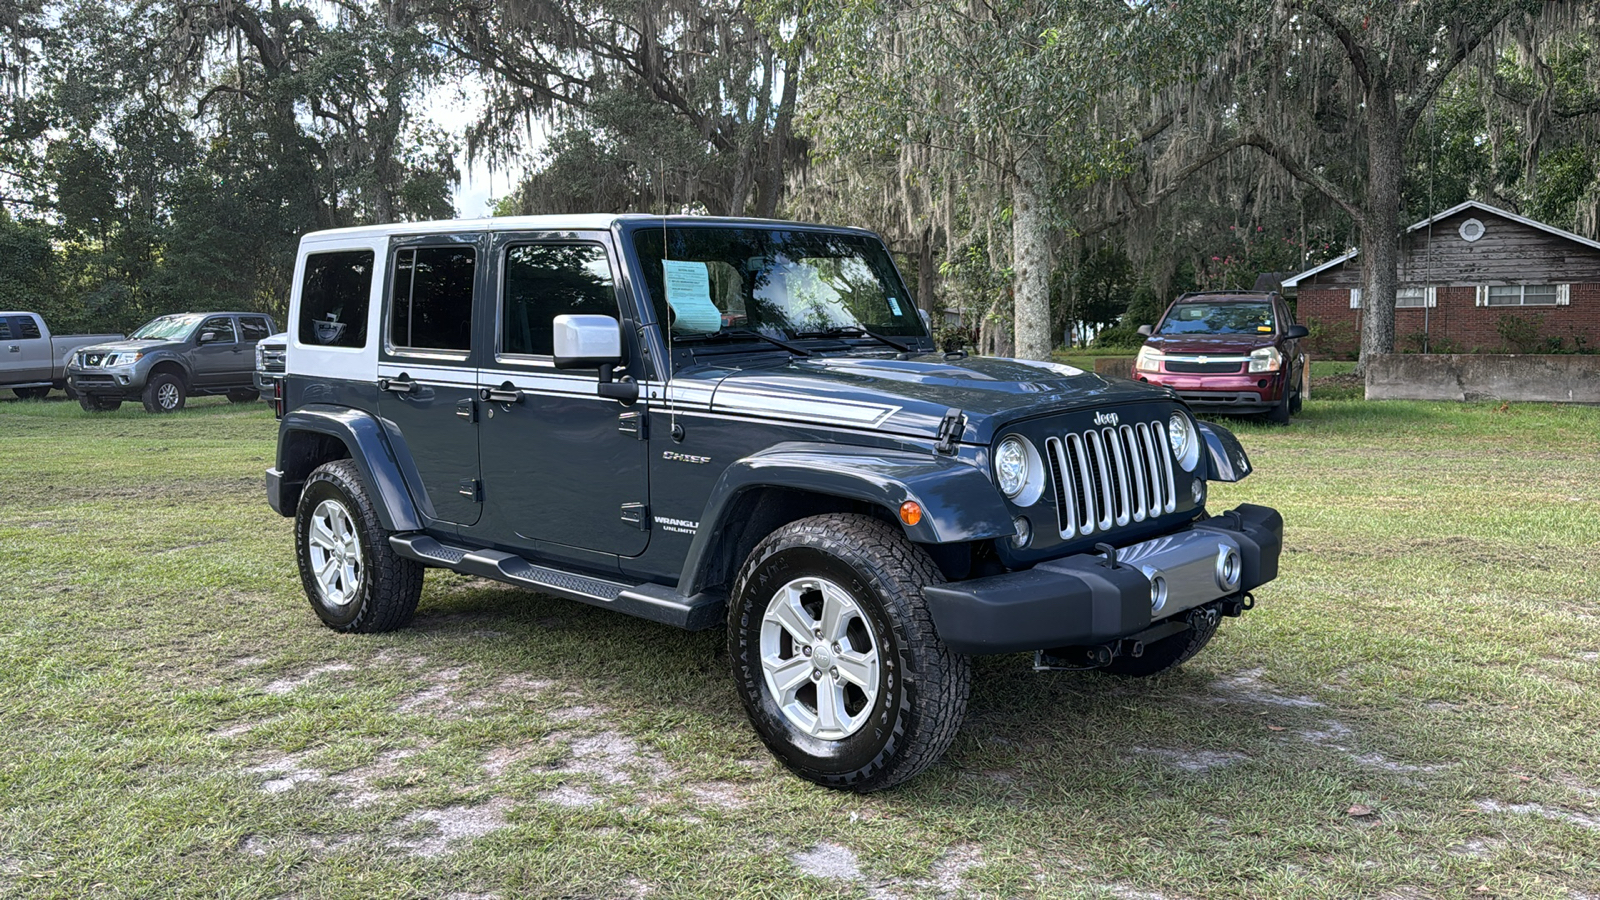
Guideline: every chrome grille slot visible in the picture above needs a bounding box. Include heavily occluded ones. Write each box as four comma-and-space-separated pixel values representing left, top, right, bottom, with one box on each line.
1046, 417, 1177, 539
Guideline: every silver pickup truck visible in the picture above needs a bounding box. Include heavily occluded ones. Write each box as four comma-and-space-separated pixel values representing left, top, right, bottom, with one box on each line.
0, 312, 123, 399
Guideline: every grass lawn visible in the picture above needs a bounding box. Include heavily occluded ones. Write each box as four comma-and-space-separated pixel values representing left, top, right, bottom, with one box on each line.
1, 391, 1597, 899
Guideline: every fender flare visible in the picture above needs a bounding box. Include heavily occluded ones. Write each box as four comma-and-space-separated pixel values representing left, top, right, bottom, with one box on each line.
271, 404, 422, 531
1197, 420, 1253, 483
679, 442, 1014, 594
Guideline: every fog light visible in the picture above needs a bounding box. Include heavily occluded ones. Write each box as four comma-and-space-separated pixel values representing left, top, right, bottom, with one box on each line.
1192, 480, 1205, 504
1011, 516, 1031, 548
1216, 546, 1241, 590
1149, 574, 1169, 614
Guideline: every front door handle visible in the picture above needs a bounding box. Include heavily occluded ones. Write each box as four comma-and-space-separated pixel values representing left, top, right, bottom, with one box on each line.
481, 382, 522, 404
379, 376, 415, 394
6, 346, 18, 353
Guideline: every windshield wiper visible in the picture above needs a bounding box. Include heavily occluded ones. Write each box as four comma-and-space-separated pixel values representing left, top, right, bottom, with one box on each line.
792, 325, 915, 353
673, 328, 812, 357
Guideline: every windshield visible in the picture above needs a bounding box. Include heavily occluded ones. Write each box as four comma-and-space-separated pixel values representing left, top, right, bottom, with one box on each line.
1157, 301, 1275, 336
632, 226, 926, 344
129, 314, 203, 341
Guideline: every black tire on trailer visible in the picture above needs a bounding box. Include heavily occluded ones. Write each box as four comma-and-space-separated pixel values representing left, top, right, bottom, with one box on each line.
295, 459, 423, 633
142, 372, 186, 413
728, 513, 971, 792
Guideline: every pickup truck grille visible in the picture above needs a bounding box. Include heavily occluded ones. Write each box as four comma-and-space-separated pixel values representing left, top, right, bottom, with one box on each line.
80, 352, 108, 367
1045, 422, 1176, 538
260, 346, 286, 372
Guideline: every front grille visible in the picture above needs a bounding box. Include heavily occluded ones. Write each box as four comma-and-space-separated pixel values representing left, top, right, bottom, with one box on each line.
261, 347, 286, 372
74, 374, 116, 385
1045, 422, 1176, 538
82, 352, 107, 367
1165, 359, 1244, 374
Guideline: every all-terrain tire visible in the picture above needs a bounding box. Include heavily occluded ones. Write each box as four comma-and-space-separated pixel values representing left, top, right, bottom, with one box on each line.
728, 513, 971, 792
227, 388, 259, 403
78, 394, 121, 412
13, 386, 49, 400
295, 459, 423, 633
142, 372, 186, 413
1103, 611, 1219, 677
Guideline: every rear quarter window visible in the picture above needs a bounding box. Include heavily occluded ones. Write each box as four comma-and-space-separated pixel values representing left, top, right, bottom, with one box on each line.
239, 317, 273, 342
299, 250, 375, 348
17, 317, 41, 339
0, 319, 11, 340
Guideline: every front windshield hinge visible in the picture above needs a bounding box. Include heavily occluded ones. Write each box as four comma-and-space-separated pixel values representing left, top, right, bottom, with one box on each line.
934, 408, 966, 455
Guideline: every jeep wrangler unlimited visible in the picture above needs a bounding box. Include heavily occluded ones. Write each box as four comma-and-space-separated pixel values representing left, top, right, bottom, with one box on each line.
266, 215, 1282, 791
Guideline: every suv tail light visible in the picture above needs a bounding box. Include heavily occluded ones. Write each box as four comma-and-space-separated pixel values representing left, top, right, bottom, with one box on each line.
273, 379, 285, 419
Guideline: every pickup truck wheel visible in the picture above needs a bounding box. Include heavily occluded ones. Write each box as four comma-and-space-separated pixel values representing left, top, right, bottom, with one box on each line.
729, 513, 971, 792
142, 373, 186, 413
295, 459, 422, 633
1103, 610, 1219, 677
78, 394, 121, 412
13, 386, 49, 400
227, 388, 259, 403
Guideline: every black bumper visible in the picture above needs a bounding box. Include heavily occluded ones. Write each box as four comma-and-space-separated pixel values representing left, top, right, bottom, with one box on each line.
923, 503, 1282, 655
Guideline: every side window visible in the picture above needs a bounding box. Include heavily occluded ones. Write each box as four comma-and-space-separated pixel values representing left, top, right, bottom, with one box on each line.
239, 316, 272, 342
501, 243, 617, 358
200, 316, 236, 344
389, 246, 475, 353
17, 316, 42, 339
299, 250, 375, 348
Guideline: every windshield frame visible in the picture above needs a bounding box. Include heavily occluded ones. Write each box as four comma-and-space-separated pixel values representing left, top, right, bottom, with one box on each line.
1155, 300, 1277, 337
129, 314, 204, 341
622, 220, 932, 365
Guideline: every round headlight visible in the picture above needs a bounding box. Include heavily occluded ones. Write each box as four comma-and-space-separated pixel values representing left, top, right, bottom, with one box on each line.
1168, 412, 1202, 472
995, 437, 1029, 497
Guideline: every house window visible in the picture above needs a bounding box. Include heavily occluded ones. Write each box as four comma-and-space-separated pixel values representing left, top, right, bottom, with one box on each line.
1487, 284, 1559, 306
1396, 287, 1425, 308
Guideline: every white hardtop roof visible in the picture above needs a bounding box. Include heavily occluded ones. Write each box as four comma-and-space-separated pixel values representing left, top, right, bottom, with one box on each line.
1281, 200, 1600, 287
298, 214, 874, 244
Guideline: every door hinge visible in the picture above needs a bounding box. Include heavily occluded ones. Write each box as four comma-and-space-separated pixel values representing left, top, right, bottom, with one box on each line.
618, 410, 647, 439
620, 502, 650, 530
934, 408, 966, 455
456, 399, 477, 422
458, 478, 482, 501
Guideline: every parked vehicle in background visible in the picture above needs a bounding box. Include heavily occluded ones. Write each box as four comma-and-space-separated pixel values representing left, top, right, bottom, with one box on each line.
254, 331, 287, 398
266, 215, 1284, 791
0, 312, 123, 399
68, 312, 277, 413
1133, 291, 1309, 424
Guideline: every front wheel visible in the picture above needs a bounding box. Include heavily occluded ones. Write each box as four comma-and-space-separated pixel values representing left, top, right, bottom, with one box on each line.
295, 459, 422, 633
728, 513, 970, 792
142, 373, 186, 413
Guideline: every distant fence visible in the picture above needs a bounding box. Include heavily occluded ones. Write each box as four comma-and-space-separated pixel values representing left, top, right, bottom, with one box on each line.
1365, 354, 1600, 403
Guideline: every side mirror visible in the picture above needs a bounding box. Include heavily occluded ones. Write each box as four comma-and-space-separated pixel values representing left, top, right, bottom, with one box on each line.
1285, 324, 1309, 340
199, 331, 218, 343
1136, 324, 1153, 337
552, 314, 636, 403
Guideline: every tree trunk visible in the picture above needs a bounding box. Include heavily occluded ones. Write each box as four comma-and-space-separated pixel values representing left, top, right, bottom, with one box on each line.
1357, 84, 1403, 372
1011, 149, 1052, 360
916, 222, 936, 315
753, 52, 799, 219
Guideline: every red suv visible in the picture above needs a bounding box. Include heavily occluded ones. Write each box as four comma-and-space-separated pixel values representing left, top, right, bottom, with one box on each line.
1133, 291, 1308, 423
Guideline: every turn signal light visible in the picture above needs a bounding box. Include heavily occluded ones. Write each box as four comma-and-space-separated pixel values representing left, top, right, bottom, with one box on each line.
899, 501, 923, 526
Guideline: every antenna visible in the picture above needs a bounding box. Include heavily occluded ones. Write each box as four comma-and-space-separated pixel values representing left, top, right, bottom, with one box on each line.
1424, 101, 1436, 353
660, 162, 681, 441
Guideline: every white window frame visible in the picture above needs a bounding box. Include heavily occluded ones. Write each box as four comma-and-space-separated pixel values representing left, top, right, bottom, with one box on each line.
1481, 284, 1562, 307
1395, 287, 1437, 308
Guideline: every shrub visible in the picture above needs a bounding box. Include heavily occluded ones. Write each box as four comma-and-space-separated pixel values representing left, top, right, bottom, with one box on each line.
1303, 317, 1358, 360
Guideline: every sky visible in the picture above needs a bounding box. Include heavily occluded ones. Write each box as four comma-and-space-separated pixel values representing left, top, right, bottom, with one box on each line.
419, 77, 536, 219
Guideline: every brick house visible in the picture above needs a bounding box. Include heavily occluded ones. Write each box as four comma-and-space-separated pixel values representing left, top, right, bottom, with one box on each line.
1283, 201, 1600, 356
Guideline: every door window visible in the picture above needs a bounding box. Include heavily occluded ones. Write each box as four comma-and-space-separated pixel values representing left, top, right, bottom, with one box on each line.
239, 316, 272, 341
389, 246, 476, 353
0, 318, 11, 340
500, 243, 617, 358
200, 316, 237, 344
16, 317, 41, 339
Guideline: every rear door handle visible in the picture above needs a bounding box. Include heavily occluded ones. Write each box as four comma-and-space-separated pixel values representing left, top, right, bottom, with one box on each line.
379, 376, 415, 394
481, 382, 522, 404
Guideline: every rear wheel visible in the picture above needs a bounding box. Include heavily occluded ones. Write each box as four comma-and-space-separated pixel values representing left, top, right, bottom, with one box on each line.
295, 459, 422, 633
13, 386, 49, 400
78, 394, 121, 412
142, 373, 186, 413
728, 513, 970, 792
227, 388, 259, 403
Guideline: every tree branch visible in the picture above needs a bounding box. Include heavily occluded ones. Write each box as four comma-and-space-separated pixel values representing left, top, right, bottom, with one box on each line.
1399, 4, 1523, 134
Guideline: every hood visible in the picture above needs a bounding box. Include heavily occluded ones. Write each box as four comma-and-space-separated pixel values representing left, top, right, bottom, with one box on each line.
1143, 333, 1274, 354
76, 338, 180, 357
693, 353, 1173, 444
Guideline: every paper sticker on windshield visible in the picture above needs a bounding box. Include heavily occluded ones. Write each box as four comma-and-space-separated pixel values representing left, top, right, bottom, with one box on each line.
663, 260, 723, 332
888, 297, 903, 316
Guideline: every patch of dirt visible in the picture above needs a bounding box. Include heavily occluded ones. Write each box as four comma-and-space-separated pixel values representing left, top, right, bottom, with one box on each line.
395, 667, 466, 714
684, 781, 750, 810
1476, 799, 1600, 831
240, 833, 356, 856
1132, 747, 1250, 773
551, 730, 673, 786
549, 704, 599, 723
331, 749, 423, 806
1294, 720, 1447, 774
1556, 775, 1600, 798
1108, 887, 1186, 900
394, 798, 515, 857
483, 744, 537, 778
262, 663, 354, 696
211, 722, 258, 739
537, 785, 602, 808
249, 753, 324, 794
1446, 837, 1504, 858
1578, 651, 1599, 663
395, 669, 554, 719
1210, 669, 1323, 708
791, 842, 863, 881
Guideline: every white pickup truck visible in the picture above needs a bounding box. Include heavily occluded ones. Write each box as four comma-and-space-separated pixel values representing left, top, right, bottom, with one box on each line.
1, 312, 123, 399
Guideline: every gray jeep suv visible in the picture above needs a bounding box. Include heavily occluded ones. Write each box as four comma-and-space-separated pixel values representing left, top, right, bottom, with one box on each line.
266, 215, 1283, 791
69, 311, 277, 412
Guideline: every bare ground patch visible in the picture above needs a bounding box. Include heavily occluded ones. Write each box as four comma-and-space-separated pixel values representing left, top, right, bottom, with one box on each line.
261, 662, 354, 696
1476, 799, 1600, 831
1210, 668, 1323, 708
393, 797, 516, 857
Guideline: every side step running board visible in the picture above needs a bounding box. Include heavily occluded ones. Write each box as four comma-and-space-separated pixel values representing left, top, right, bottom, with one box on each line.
388, 534, 724, 631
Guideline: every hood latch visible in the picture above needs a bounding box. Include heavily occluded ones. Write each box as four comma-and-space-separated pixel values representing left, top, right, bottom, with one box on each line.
934, 408, 966, 455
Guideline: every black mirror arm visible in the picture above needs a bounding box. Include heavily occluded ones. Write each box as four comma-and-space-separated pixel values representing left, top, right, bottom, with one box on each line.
596, 362, 638, 404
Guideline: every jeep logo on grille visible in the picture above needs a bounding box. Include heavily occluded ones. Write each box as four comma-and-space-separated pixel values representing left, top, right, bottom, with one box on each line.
1093, 411, 1119, 427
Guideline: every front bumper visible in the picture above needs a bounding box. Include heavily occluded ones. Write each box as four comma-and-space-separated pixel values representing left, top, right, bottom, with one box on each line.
923, 503, 1281, 654
67, 365, 149, 395
254, 371, 283, 394
1140, 370, 1287, 412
